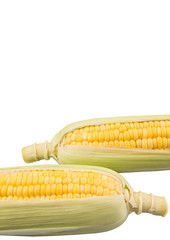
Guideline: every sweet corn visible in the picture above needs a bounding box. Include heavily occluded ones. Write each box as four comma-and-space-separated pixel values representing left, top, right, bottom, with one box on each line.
22, 115, 170, 172
0, 165, 167, 236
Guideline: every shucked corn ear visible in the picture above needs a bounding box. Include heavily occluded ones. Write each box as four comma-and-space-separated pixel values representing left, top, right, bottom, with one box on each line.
22, 115, 170, 172
0, 164, 167, 236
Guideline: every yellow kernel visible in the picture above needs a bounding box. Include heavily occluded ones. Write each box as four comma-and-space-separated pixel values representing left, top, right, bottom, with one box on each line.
152, 127, 157, 138
133, 129, 138, 140
90, 126, 95, 132
82, 132, 88, 141
153, 138, 157, 149
87, 132, 93, 142
109, 141, 114, 147
157, 137, 163, 149
57, 195, 61, 199
73, 184, 79, 194
109, 130, 114, 141
23, 186, 29, 197
81, 193, 86, 198
166, 127, 170, 138
46, 184, 51, 195
136, 139, 142, 148
161, 127, 166, 138
110, 191, 117, 196
94, 178, 101, 186
110, 124, 115, 130
84, 184, 91, 194
1, 185, 7, 197
100, 125, 105, 131
86, 194, 92, 198
51, 184, 56, 195
128, 129, 134, 139
50, 195, 56, 200
134, 122, 139, 129
130, 123, 134, 129
62, 194, 67, 199
96, 186, 103, 196
34, 185, 40, 196
107, 182, 114, 191
142, 139, 147, 149
147, 139, 153, 149
103, 141, 109, 147
103, 188, 110, 196
82, 141, 88, 146
124, 141, 130, 148
162, 138, 167, 149
56, 184, 62, 195
55, 177, 62, 184
157, 127, 161, 137
147, 127, 153, 138
26, 173, 32, 185
143, 122, 148, 128
119, 133, 123, 141
124, 131, 130, 141
154, 121, 160, 127
68, 193, 73, 199
114, 129, 119, 140
63, 184, 67, 194
84, 127, 90, 132
76, 133, 83, 142
73, 194, 80, 199
73, 177, 79, 184
7, 185, 13, 196
93, 142, 99, 147
104, 131, 109, 141
95, 125, 100, 131
65, 136, 71, 145
119, 125, 127, 133
63, 177, 71, 184
81, 177, 87, 184
91, 185, 97, 195
115, 123, 121, 129
105, 124, 110, 130
101, 179, 107, 188
142, 128, 147, 139
79, 185, 84, 193
99, 142, 103, 147
138, 129, 143, 139
114, 140, 120, 147
120, 141, 124, 148
29, 185, 34, 197
125, 123, 130, 130
93, 131, 99, 141
99, 132, 104, 142
168, 139, 170, 148
71, 133, 76, 141
139, 122, 144, 128
160, 121, 165, 127
130, 140, 136, 148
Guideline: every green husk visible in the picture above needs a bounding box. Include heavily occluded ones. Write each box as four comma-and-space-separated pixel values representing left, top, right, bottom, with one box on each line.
0, 165, 167, 236
22, 115, 170, 172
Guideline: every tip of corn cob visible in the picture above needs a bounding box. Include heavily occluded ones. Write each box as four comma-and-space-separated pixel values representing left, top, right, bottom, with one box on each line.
132, 192, 168, 217
22, 142, 51, 163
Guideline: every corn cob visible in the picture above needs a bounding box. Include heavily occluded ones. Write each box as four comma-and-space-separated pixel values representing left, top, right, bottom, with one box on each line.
0, 164, 167, 236
22, 115, 170, 172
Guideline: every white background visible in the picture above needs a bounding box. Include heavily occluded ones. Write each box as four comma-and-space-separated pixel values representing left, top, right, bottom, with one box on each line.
0, 0, 170, 239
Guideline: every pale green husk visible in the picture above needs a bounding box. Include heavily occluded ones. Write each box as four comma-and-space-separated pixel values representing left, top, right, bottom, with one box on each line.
0, 165, 130, 236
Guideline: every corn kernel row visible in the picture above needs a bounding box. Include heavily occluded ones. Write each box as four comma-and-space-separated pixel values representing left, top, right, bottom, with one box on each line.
0, 170, 121, 200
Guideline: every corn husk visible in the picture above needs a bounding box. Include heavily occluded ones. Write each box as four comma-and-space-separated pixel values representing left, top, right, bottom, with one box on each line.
22, 115, 170, 172
0, 164, 167, 236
